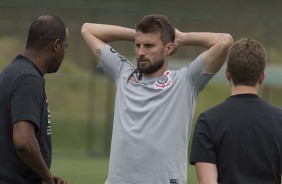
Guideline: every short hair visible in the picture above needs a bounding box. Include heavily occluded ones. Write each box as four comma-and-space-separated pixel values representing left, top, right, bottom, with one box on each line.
135, 14, 175, 45
227, 38, 266, 86
26, 15, 66, 50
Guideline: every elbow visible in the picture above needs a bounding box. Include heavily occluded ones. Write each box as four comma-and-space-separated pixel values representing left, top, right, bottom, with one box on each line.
13, 133, 34, 155
13, 137, 30, 154
81, 23, 89, 36
221, 33, 233, 49
81, 23, 95, 37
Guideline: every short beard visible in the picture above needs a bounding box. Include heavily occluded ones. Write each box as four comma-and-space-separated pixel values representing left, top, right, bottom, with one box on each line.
137, 59, 164, 74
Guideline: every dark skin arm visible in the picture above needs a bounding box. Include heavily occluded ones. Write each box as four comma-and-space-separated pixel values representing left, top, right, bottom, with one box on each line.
13, 121, 67, 184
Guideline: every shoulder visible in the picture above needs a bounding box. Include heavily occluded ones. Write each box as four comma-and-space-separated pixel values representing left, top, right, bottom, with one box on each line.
200, 100, 230, 120
10, 55, 42, 77
1, 59, 43, 88
263, 101, 282, 116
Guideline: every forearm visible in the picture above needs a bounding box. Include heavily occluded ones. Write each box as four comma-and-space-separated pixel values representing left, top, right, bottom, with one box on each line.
81, 23, 135, 43
13, 122, 53, 183
81, 23, 135, 63
15, 135, 53, 182
177, 32, 231, 49
175, 30, 233, 73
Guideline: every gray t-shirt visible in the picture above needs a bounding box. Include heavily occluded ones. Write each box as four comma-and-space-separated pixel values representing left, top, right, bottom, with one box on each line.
100, 44, 214, 184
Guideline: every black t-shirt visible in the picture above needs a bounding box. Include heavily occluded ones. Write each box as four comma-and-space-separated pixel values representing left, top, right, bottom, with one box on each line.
190, 94, 282, 184
0, 55, 51, 183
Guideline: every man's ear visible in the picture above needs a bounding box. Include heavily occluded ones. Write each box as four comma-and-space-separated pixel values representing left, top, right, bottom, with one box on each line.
52, 39, 61, 52
258, 70, 266, 85
165, 42, 174, 56
225, 67, 231, 81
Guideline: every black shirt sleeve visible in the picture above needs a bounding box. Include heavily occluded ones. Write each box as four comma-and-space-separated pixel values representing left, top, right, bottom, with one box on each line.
10, 74, 44, 130
190, 113, 216, 165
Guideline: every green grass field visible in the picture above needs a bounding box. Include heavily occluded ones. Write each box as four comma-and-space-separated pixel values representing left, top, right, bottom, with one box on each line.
51, 154, 109, 184
51, 153, 197, 184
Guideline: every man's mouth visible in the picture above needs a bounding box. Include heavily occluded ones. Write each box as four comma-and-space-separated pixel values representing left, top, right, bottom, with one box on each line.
138, 59, 149, 63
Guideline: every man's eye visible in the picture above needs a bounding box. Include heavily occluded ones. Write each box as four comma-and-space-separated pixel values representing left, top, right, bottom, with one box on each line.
145, 44, 153, 48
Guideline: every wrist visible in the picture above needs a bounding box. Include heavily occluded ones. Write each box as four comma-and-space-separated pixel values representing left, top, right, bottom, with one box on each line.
41, 172, 53, 183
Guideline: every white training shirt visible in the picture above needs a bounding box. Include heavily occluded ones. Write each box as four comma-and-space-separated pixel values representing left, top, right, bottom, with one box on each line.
100, 44, 214, 184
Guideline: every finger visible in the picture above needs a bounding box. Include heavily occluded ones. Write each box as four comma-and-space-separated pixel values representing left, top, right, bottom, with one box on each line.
54, 177, 62, 184
54, 177, 67, 184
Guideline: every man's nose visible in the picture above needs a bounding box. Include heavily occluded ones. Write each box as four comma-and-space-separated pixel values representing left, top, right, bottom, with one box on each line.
137, 45, 145, 56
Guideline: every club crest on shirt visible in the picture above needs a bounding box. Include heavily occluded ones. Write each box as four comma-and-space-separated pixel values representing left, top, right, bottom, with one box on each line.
154, 71, 172, 89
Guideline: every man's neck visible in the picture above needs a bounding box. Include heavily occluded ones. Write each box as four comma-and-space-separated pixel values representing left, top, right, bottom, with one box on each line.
22, 49, 46, 75
231, 85, 259, 96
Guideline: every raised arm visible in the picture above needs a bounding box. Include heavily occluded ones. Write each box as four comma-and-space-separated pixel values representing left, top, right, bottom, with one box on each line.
81, 23, 136, 64
195, 162, 218, 184
174, 30, 233, 73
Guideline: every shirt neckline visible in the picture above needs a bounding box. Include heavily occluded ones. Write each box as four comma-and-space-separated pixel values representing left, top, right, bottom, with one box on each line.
17, 54, 44, 78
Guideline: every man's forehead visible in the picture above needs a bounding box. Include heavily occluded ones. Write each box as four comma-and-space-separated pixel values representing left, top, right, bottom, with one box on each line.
135, 31, 161, 42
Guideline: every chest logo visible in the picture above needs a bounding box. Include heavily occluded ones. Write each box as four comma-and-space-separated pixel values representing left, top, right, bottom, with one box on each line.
154, 71, 172, 89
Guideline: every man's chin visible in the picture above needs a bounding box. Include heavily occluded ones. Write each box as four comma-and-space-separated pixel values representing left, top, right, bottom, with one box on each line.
138, 69, 154, 75
46, 68, 59, 74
